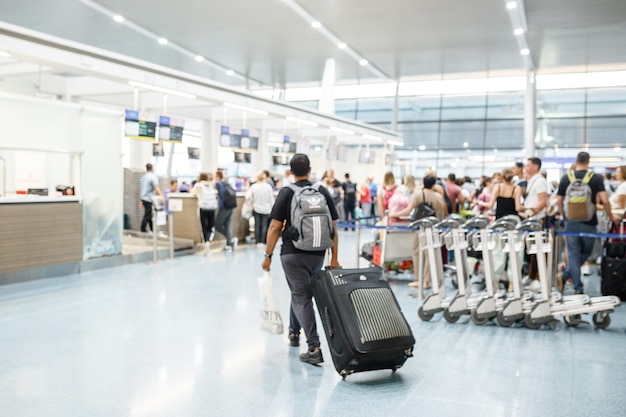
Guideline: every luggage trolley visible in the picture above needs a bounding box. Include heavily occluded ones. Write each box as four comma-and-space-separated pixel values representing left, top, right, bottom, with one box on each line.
416, 217, 473, 323
523, 228, 621, 329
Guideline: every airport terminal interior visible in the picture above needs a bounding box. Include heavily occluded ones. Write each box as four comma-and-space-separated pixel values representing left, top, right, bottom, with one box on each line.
1, 0, 626, 416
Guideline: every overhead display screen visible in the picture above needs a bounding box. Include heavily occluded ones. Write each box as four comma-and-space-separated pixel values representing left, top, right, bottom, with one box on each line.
125, 109, 157, 140
158, 116, 184, 142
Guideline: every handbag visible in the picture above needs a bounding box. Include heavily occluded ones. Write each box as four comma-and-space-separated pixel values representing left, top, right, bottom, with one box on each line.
242, 198, 253, 220
411, 191, 436, 222
257, 271, 284, 335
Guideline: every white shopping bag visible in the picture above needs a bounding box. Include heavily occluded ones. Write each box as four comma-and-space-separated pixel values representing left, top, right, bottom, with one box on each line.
257, 271, 284, 335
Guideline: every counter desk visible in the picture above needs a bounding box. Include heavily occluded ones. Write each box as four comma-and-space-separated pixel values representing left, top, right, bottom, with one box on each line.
0, 196, 83, 274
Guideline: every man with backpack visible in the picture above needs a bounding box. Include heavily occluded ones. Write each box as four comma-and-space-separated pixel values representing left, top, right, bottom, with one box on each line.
262, 154, 340, 366
214, 170, 238, 251
342, 173, 357, 230
556, 152, 619, 294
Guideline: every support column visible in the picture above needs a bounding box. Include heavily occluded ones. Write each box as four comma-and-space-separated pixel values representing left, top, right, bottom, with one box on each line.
201, 118, 218, 174
391, 82, 400, 131
129, 140, 152, 171
253, 121, 269, 175
318, 58, 336, 115
524, 72, 536, 158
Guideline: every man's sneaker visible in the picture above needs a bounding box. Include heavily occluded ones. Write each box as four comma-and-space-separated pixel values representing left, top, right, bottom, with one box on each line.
231, 237, 238, 251
299, 348, 323, 365
581, 263, 591, 276
209, 229, 215, 242
223, 245, 232, 252
288, 332, 300, 347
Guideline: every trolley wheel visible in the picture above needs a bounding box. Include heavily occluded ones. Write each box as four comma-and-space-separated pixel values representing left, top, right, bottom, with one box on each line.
496, 311, 513, 327
470, 310, 490, 326
524, 314, 542, 330
547, 320, 560, 331
564, 314, 580, 327
418, 306, 434, 322
592, 312, 611, 329
443, 308, 460, 323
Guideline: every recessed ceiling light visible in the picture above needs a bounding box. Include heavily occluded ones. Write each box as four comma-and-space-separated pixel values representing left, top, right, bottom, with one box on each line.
113, 15, 124, 23
463, 142, 469, 147
226, 69, 235, 76
359, 59, 368, 66
194, 55, 204, 62
520, 48, 530, 55
337, 42, 347, 49
506, 1, 518, 9
514, 28, 524, 36
311, 21, 322, 29
419, 145, 426, 150
158, 37, 168, 45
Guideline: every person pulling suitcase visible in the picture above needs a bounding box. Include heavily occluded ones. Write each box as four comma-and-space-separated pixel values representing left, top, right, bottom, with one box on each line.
262, 153, 340, 365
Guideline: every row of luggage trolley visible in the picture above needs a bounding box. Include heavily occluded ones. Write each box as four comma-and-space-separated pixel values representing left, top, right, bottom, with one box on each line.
357, 214, 621, 330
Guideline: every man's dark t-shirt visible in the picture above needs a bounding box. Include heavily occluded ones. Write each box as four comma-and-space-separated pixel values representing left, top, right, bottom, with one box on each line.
342, 181, 357, 203
269, 180, 340, 256
557, 170, 605, 226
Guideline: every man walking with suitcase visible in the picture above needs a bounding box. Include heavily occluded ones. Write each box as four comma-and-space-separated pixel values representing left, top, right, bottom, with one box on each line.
262, 154, 340, 365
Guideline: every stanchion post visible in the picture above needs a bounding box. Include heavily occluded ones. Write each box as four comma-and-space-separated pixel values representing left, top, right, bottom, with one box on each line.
168, 213, 174, 260
356, 217, 361, 268
152, 208, 158, 263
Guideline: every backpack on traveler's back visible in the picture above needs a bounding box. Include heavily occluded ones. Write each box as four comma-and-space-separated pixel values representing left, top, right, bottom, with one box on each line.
222, 182, 238, 209
287, 183, 334, 251
564, 170, 595, 221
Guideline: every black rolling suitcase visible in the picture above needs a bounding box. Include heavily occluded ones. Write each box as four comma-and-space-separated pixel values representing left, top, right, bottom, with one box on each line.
312, 266, 415, 378
601, 220, 626, 300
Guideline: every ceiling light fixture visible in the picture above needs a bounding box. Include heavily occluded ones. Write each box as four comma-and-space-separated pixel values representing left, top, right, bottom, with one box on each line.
613, 146, 621, 152
113, 15, 124, 23
337, 42, 347, 49
286, 116, 318, 127
0, 50, 11, 58
128, 81, 196, 99
514, 28, 524, 35
223, 102, 269, 115
363, 134, 382, 142
419, 145, 426, 150
329, 127, 355, 135
359, 59, 369, 66
157, 37, 168, 45
311, 21, 322, 29
225, 69, 235, 76
506, 1, 518, 9
267, 142, 284, 148
194, 55, 204, 62
520, 48, 530, 55
463, 142, 469, 147
388, 139, 404, 146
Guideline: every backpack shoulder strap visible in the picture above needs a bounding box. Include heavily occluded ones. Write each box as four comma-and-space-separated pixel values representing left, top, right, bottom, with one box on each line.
582, 170, 594, 184
567, 171, 576, 183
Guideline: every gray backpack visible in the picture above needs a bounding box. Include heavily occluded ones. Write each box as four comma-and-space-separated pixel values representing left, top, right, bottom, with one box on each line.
287, 183, 334, 251
564, 170, 595, 221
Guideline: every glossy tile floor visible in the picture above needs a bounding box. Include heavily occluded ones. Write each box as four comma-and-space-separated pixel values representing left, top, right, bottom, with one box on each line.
1, 230, 625, 417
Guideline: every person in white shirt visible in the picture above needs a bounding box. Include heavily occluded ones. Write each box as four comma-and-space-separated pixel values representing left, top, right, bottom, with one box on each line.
519, 157, 549, 289
609, 166, 626, 216
246, 171, 275, 245
191, 172, 218, 246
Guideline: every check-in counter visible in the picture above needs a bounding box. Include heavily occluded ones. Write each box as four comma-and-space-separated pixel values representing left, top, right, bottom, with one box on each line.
0, 196, 83, 274
168, 193, 250, 245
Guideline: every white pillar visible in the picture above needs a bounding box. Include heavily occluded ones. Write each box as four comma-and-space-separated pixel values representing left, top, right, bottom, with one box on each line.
318, 58, 336, 115
129, 140, 152, 171
253, 121, 269, 175
524, 72, 536, 158
201, 119, 218, 174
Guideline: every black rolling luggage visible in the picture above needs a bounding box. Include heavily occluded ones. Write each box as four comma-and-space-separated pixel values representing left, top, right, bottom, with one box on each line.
312, 267, 415, 378
601, 221, 626, 300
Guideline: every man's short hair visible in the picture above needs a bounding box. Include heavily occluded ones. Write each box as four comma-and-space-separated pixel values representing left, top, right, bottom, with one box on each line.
423, 175, 436, 189
447, 173, 456, 182
515, 162, 523, 169
290, 153, 310, 177
527, 157, 542, 169
146, 163, 153, 171
576, 151, 590, 164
